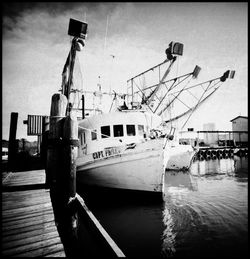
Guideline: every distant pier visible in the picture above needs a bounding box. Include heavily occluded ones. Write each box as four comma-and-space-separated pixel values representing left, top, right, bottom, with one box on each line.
195, 146, 248, 160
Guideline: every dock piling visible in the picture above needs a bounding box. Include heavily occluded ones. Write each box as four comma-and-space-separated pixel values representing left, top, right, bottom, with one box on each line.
61, 111, 79, 240
8, 112, 18, 172
46, 93, 81, 257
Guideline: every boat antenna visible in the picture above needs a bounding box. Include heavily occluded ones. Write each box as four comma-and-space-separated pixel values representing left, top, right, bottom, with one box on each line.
104, 14, 109, 52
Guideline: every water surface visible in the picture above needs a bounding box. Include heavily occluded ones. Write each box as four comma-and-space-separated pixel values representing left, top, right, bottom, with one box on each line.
78, 156, 248, 258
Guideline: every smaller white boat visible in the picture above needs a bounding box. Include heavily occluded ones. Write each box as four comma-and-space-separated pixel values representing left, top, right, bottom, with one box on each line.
164, 141, 197, 171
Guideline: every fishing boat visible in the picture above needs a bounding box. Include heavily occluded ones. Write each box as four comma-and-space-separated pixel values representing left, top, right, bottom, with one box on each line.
77, 109, 166, 193
60, 18, 234, 195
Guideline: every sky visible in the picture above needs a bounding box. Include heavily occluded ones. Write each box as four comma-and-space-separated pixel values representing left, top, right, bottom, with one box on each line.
2, 2, 248, 141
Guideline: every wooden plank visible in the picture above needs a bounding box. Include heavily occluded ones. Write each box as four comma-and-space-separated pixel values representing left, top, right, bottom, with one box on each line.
2, 225, 56, 243
2, 208, 53, 225
2, 213, 55, 231
2, 191, 49, 204
2, 172, 13, 183
3, 211, 54, 227
5, 175, 45, 182
44, 250, 66, 257
15, 243, 65, 257
2, 237, 62, 257
2, 188, 47, 197
2, 194, 51, 207
2, 230, 59, 250
2, 220, 56, 237
3, 199, 51, 215
2, 170, 66, 257
4, 178, 45, 186
2, 196, 52, 210
3, 170, 45, 186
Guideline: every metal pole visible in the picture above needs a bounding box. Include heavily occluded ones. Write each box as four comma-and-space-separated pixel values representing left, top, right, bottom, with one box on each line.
131, 79, 134, 107
82, 95, 85, 119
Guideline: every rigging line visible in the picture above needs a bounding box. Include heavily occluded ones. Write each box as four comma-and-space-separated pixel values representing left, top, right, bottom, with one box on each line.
134, 71, 193, 94
187, 80, 220, 104
77, 61, 84, 109
163, 74, 191, 96
181, 80, 214, 130
132, 82, 154, 113
98, 15, 109, 89
71, 55, 83, 110
109, 92, 117, 112
170, 77, 220, 96
176, 56, 179, 83
153, 79, 177, 113
200, 82, 206, 91
170, 93, 192, 110
104, 14, 109, 54
146, 57, 177, 104
165, 86, 221, 124
127, 59, 169, 83
158, 75, 193, 116
186, 88, 199, 101
133, 79, 161, 103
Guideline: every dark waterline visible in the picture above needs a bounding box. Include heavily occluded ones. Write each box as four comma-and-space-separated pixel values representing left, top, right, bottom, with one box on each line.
77, 156, 248, 258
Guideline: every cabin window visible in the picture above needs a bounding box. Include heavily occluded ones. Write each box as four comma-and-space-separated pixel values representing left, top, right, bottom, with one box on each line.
80, 133, 83, 145
138, 125, 144, 136
126, 125, 136, 136
113, 125, 124, 137
91, 130, 97, 140
80, 133, 86, 144
101, 126, 111, 138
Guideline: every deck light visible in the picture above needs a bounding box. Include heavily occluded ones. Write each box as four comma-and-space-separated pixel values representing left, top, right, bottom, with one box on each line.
229, 70, 235, 79
220, 70, 230, 82
192, 65, 201, 79
169, 41, 184, 56
68, 18, 88, 39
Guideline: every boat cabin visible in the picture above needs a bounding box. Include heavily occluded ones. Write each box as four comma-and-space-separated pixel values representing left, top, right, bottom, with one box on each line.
78, 110, 163, 156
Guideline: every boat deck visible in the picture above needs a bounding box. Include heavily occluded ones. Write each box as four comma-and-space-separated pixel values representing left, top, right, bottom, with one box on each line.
2, 170, 66, 257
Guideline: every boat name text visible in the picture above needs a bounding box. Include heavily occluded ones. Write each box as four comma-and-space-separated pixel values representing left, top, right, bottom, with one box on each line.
92, 147, 121, 160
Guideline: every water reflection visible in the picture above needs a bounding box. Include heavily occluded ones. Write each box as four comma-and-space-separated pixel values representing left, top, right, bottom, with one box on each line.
162, 170, 197, 257
234, 156, 248, 174
161, 156, 248, 258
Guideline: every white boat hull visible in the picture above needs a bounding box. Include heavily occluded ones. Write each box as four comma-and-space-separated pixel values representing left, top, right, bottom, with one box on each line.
76, 140, 164, 193
164, 143, 197, 171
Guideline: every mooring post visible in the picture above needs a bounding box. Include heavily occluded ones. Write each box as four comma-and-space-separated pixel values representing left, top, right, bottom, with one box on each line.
52, 111, 80, 257
46, 93, 81, 257
8, 112, 18, 172
41, 116, 50, 186
61, 111, 79, 246
46, 93, 67, 221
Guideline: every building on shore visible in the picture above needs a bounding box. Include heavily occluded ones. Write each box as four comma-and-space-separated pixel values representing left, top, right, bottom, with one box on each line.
230, 116, 248, 146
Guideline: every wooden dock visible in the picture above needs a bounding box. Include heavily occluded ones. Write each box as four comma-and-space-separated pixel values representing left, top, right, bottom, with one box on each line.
2, 170, 66, 257
2, 169, 126, 258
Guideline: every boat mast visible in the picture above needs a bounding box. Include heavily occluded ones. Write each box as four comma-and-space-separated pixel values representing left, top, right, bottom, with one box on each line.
61, 18, 88, 114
